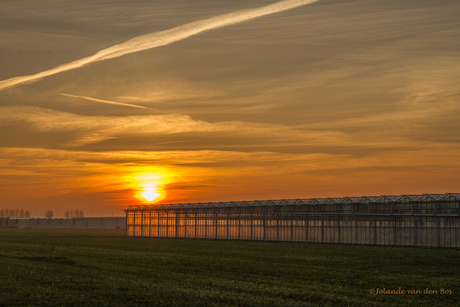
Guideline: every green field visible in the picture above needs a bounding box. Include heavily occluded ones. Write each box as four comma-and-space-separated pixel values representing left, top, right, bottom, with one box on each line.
0, 229, 458, 306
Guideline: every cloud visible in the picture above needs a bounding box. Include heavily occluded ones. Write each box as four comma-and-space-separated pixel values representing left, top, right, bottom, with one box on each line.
60, 93, 149, 109
0, 106, 366, 151
0, 0, 320, 92
0, 106, 355, 148
2, 104, 442, 151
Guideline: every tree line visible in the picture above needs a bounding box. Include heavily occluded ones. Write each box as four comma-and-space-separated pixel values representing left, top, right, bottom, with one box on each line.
44, 209, 85, 219
65, 209, 84, 218
0, 209, 31, 218
1, 209, 85, 219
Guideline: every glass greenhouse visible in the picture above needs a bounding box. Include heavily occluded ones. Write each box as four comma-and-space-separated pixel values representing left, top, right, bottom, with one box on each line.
125, 193, 460, 248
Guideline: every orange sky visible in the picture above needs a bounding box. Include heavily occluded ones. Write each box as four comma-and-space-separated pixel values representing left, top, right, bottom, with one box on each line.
1, 0, 459, 217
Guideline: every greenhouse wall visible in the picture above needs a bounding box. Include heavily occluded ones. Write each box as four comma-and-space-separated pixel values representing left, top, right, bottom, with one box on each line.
1, 217, 126, 229
125, 193, 460, 248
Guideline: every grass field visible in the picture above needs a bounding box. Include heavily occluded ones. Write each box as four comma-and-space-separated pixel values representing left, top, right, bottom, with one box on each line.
0, 229, 458, 306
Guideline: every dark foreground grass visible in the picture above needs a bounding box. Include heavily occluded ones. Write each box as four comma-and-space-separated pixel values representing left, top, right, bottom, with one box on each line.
0, 229, 458, 307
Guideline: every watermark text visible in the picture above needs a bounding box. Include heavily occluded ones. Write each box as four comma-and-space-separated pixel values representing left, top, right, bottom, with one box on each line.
369, 288, 452, 295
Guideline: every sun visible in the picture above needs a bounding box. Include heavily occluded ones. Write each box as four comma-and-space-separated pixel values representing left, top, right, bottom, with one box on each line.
125, 168, 175, 203
140, 189, 161, 202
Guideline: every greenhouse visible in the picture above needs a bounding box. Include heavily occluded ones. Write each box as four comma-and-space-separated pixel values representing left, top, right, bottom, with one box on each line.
125, 193, 460, 248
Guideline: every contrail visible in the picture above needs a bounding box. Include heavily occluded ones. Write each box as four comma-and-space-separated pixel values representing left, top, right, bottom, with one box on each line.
60, 93, 149, 109
0, 0, 319, 92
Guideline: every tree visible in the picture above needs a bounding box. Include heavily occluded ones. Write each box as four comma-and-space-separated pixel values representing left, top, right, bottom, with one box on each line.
24, 210, 31, 218
71, 209, 84, 218
9, 209, 18, 218
44, 210, 54, 219
64, 211, 70, 219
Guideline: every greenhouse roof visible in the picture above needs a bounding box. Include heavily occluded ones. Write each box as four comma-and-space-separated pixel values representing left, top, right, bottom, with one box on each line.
126, 193, 460, 210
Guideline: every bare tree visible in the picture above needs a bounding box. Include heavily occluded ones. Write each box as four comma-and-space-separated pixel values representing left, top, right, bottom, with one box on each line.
44, 210, 54, 219
64, 211, 70, 219
24, 210, 31, 218
9, 209, 18, 218
70, 209, 85, 218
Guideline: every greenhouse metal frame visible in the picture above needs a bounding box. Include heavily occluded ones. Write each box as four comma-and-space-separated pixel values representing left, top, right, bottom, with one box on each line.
125, 193, 460, 248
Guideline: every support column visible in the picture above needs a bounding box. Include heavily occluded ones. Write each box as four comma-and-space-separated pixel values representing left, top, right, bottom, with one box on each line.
355, 217, 358, 244
166, 211, 169, 238
175, 212, 179, 238
238, 213, 241, 240
321, 216, 324, 243
338, 216, 341, 244
437, 217, 441, 248
141, 211, 144, 237
393, 218, 397, 246
149, 211, 152, 238
263, 214, 266, 241
215, 211, 218, 240
250, 213, 254, 240
205, 212, 208, 239
373, 215, 377, 245
227, 213, 229, 240
305, 215, 309, 242
276, 214, 279, 241
195, 213, 197, 239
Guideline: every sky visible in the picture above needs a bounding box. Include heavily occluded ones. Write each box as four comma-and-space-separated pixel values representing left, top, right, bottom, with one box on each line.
1, 0, 459, 217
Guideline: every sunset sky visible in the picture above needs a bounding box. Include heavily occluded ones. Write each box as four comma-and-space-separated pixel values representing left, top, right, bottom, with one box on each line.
1, 0, 459, 217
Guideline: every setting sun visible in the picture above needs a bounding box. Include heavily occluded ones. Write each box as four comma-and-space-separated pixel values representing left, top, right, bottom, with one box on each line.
140, 189, 160, 202
126, 169, 176, 204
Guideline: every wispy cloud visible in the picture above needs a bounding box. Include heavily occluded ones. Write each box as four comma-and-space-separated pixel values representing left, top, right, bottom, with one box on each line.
0, 106, 422, 149
0, 0, 319, 92
60, 93, 149, 109
0, 105, 320, 136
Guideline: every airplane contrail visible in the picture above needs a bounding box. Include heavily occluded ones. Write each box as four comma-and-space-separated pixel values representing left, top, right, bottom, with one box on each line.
0, 0, 319, 92
60, 93, 149, 109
